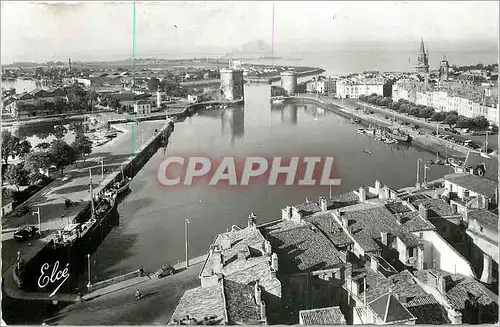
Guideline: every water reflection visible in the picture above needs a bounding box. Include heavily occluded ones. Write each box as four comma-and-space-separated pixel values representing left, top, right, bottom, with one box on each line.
271, 103, 298, 125
221, 106, 245, 141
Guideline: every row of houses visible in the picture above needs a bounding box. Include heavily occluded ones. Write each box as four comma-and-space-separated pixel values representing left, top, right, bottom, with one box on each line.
305, 75, 388, 99
169, 153, 498, 325
393, 79, 499, 123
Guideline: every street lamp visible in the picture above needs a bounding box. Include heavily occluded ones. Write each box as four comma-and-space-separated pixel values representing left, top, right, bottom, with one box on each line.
87, 254, 91, 290
416, 158, 423, 187
32, 207, 41, 236
100, 159, 104, 180
185, 218, 190, 269
424, 165, 430, 184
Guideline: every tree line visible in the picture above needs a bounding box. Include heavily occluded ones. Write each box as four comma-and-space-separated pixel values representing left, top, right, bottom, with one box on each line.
358, 94, 490, 130
2, 130, 93, 191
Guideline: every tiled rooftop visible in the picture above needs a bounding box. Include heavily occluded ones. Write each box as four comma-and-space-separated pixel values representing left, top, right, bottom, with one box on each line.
358, 268, 449, 324
169, 284, 226, 324
444, 173, 498, 199
468, 209, 498, 230
260, 219, 344, 273
368, 293, 416, 324
299, 306, 346, 325
223, 280, 261, 324
306, 213, 353, 247
200, 227, 267, 278
463, 152, 498, 182
412, 198, 456, 218
293, 201, 322, 215
336, 202, 434, 253
413, 269, 498, 311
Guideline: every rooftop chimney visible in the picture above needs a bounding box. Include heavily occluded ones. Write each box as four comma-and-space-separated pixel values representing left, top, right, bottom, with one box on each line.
375, 180, 381, 195
371, 256, 379, 272
254, 282, 262, 304
319, 196, 327, 211
380, 232, 388, 246
358, 187, 366, 202
220, 234, 231, 250
480, 254, 494, 284
213, 247, 223, 275
248, 213, 257, 229
260, 300, 267, 321
271, 252, 279, 271
418, 204, 428, 220
238, 249, 247, 261
282, 206, 293, 220
437, 275, 447, 294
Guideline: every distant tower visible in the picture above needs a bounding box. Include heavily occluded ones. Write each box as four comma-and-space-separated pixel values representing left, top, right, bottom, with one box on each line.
414, 38, 429, 74
68, 58, 72, 72
280, 71, 297, 96
439, 54, 450, 81
220, 68, 244, 101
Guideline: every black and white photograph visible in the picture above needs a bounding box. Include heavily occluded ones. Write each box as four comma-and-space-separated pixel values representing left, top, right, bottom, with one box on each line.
0, 1, 499, 325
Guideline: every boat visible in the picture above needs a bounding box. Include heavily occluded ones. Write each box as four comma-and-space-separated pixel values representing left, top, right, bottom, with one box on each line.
272, 98, 284, 104
353, 118, 361, 123
385, 138, 397, 144
52, 191, 117, 249
387, 128, 412, 143
357, 128, 365, 134
206, 105, 213, 109
105, 130, 118, 138
447, 158, 462, 168
113, 166, 131, 195
363, 149, 372, 154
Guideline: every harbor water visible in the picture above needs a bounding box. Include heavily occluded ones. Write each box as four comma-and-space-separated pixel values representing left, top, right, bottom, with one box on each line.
90, 84, 452, 280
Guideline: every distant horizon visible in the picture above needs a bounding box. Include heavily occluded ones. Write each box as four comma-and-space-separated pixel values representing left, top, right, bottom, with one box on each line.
1, 2, 498, 64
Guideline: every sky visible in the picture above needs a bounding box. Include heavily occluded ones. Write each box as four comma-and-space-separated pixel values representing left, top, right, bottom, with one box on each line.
1, 1, 498, 63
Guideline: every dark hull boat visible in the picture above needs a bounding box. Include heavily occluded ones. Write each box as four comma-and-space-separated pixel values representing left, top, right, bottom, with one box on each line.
114, 177, 131, 195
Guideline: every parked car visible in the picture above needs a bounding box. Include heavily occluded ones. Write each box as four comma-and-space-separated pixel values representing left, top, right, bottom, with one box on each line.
157, 264, 176, 279
14, 225, 39, 242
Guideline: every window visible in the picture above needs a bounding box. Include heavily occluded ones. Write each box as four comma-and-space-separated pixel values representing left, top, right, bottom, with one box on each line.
409, 247, 414, 257
419, 232, 423, 239
480, 226, 484, 233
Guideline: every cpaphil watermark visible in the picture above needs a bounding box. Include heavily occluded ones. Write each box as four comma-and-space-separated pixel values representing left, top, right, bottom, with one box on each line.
157, 156, 342, 187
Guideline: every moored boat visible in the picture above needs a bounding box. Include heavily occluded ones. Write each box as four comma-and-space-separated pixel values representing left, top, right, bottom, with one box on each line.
113, 177, 131, 195
387, 128, 412, 143
447, 158, 462, 168
357, 128, 365, 134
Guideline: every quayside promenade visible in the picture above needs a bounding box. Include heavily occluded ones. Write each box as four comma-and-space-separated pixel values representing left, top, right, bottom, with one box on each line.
2, 119, 173, 301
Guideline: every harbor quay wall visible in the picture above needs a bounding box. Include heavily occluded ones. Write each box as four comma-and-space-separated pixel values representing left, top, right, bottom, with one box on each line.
14, 121, 175, 295
286, 96, 467, 159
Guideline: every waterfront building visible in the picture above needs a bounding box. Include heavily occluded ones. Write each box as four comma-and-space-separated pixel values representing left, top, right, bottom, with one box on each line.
414, 39, 429, 74
335, 78, 385, 99
280, 71, 297, 96
170, 214, 281, 325
220, 68, 244, 101
133, 100, 151, 115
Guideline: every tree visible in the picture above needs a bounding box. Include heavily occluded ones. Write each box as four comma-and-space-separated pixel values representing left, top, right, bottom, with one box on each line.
53, 124, 67, 139
456, 116, 474, 129
431, 112, 446, 122
147, 77, 160, 92
49, 140, 77, 174
447, 110, 458, 116
35, 142, 51, 150
16, 140, 32, 159
472, 116, 489, 130
72, 135, 93, 160
408, 106, 419, 117
444, 114, 458, 127
5, 165, 28, 191
23, 151, 53, 175
2, 130, 19, 165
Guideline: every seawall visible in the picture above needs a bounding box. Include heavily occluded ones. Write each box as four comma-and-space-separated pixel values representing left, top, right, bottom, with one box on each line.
285, 95, 467, 159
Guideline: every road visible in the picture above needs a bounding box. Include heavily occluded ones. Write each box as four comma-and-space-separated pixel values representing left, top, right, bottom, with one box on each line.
46, 261, 203, 325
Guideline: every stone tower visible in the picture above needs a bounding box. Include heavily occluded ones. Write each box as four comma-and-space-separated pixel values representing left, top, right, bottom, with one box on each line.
439, 54, 450, 81
414, 38, 429, 74
220, 68, 244, 101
